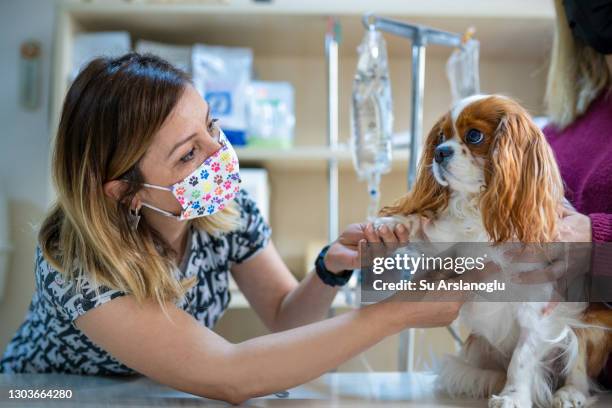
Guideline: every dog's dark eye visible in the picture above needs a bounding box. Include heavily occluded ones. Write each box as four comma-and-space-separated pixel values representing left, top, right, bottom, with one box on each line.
437, 133, 445, 145
465, 129, 484, 145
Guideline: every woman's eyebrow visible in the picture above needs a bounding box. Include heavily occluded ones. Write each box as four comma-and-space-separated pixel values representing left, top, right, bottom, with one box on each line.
167, 133, 197, 159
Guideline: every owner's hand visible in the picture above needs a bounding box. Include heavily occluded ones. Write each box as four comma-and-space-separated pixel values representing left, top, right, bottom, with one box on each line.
556, 205, 592, 243
507, 206, 593, 311
509, 206, 592, 285
324, 222, 410, 273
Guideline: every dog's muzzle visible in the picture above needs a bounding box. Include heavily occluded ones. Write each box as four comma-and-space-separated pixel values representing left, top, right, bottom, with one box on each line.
434, 145, 454, 164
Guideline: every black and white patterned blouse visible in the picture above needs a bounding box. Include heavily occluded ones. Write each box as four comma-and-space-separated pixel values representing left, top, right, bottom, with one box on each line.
0, 190, 270, 375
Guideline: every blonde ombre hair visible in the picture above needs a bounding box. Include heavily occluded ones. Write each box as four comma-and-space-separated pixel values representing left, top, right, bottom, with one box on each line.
545, 0, 611, 129
40, 53, 240, 307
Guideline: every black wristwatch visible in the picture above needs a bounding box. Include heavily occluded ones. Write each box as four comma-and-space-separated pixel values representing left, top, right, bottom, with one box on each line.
315, 244, 353, 287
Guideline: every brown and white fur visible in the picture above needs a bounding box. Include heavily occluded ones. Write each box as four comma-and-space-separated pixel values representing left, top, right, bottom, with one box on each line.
376, 95, 611, 407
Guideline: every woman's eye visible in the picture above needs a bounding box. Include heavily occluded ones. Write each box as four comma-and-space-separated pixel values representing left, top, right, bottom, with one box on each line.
180, 147, 196, 163
465, 129, 484, 144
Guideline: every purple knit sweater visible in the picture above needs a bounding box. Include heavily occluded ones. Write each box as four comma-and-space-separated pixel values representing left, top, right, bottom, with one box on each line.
544, 91, 612, 243
544, 91, 612, 388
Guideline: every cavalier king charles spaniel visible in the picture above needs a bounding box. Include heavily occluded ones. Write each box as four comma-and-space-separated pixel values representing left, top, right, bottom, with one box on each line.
375, 95, 611, 407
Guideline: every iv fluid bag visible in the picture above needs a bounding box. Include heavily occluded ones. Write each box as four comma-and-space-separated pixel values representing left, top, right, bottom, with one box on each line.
350, 28, 393, 219
446, 39, 480, 104
351, 28, 393, 179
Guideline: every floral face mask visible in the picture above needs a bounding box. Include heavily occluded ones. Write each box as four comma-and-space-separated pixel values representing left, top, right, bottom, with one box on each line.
141, 129, 241, 220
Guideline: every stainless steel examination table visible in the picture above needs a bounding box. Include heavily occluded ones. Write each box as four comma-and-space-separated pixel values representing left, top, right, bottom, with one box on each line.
1, 372, 611, 407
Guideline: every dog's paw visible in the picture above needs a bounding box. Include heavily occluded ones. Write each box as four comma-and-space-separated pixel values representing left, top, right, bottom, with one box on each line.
372, 217, 399, 229
552, 386, 590, 408
488, 393, 531, 408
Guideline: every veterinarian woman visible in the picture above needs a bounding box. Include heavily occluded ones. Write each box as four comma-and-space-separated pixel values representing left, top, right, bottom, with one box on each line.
0, 53, 462, 404
543, 0, 612, 387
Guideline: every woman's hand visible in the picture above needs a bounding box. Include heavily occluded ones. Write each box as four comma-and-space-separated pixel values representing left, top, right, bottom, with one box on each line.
505, 206, 593, 314
397, 299, 463, 328
556, 205, 592, 243
510, 206, 592, 285
324, 222, 410, 273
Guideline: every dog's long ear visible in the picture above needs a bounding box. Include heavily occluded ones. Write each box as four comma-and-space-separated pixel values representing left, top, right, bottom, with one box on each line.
480, 111, 563, 243
379, 116, 450, 218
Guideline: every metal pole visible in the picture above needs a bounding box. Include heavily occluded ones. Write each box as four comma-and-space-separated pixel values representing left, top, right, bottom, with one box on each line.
408, 40, 426, 189
399, 38, 426, 373
325, 19, 342, 328
402, 39, 422, 367
326, 19, 339, 244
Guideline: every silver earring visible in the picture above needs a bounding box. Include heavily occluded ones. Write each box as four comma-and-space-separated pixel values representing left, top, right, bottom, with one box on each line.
128, 206, 141, 230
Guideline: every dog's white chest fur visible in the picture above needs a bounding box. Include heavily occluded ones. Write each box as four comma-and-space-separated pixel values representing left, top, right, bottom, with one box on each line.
424, 194, 489, 242
376, 193, 588, 408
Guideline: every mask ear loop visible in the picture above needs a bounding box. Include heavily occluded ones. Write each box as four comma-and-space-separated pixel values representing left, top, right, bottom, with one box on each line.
140, 202, 181, 220
140, 183, 182, 219
142, 183, 173, 192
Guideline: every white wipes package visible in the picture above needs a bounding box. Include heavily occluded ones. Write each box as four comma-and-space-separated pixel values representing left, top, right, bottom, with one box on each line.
136, 40, 192, 73
72, 32, 131, 81
192, 44, 253, 145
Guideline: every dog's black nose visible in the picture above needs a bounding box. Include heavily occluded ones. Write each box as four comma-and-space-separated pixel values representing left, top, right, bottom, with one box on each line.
434, 145, 454, 164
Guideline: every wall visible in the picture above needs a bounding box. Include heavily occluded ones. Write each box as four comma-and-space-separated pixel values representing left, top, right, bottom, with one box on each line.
0, 0, 56, 350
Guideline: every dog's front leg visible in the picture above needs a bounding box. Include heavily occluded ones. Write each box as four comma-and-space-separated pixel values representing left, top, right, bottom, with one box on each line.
489, 306, 542, 408
552, 329, 591, 408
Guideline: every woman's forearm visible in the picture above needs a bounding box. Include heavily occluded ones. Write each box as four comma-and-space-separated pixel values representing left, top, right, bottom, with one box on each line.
212, 298, 455, 403
272, 269, 339, 331
75, 292, 459, 405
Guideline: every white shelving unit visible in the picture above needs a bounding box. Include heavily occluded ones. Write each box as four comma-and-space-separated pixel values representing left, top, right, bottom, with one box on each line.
50, 0, 555, 370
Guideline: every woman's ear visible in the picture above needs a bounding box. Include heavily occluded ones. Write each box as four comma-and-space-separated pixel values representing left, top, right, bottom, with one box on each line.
103, 180, 142, 211
480, 113, 563, 243
103, 180, 127, 202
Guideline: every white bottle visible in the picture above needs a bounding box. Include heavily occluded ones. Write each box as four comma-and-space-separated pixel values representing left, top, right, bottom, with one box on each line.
350, 26, 394, 219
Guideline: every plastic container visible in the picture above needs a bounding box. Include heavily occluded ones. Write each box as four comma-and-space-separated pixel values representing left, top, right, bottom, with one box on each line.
246, 81, 295, 148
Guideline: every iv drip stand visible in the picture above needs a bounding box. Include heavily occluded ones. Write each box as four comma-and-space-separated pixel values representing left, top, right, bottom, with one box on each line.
363, 14, 462, 189
362, 14, 463, 372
